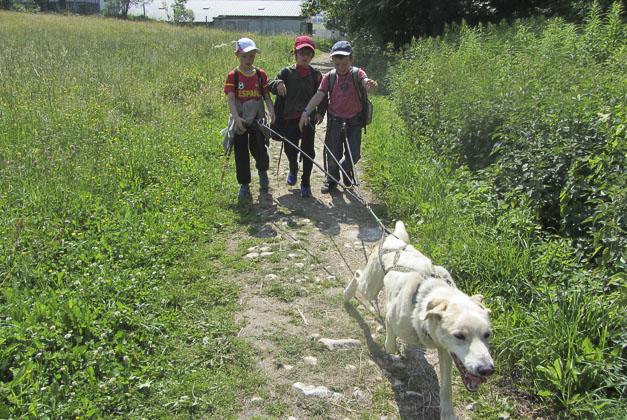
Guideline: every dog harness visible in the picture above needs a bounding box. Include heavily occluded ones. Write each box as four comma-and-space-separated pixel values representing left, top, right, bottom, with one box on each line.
377, 234, 455, 307
378, 243, 425, 275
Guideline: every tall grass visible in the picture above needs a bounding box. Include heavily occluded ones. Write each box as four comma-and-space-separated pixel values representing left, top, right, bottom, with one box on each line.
364, 4, 626, 417
0, 12, 291, 417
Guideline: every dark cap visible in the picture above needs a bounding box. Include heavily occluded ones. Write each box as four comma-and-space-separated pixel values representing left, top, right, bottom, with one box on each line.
294, 35, 315, 52
330, 40, 352, 56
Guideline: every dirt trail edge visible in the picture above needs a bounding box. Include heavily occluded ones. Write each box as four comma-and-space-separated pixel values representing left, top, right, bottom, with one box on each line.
233, 53, 462, 420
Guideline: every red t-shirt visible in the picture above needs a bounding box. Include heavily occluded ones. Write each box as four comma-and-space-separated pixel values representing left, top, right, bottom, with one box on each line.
224, 67, 269, 103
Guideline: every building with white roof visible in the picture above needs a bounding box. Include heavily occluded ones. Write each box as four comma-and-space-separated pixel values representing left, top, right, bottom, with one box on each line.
129, 0, 311, 34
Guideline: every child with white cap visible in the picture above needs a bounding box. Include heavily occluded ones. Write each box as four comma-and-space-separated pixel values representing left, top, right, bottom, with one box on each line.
224, 37, 276, 198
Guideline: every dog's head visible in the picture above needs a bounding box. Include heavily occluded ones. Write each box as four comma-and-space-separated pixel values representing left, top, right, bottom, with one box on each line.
424, 294, 494, 392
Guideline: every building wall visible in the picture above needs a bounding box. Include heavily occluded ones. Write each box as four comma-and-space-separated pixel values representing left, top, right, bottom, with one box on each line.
213, 17, 307, 35
45, 0, 100, 13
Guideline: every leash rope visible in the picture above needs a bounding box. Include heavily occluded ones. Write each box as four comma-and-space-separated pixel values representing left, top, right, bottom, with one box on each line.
258, 120, 398, 246
307, 119, 393, 237
260, 121, 368, 206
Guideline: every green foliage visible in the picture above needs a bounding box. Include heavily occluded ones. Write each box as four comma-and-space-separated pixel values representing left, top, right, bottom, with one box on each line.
388, 5, 627, 274
303, 0, 627, 49
364, 7, 626, 417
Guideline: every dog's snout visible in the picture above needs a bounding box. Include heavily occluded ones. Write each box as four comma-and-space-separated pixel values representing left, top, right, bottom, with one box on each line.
478, 364, 495, 377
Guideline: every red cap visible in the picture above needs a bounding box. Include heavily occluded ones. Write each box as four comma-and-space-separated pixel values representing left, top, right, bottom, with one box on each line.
294, 36, 315, 52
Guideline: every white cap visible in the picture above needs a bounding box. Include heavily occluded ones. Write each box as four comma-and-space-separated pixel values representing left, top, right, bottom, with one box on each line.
235, 37, 261, 53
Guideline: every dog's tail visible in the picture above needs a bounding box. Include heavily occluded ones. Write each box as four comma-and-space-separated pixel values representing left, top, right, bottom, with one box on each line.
343, 270, 361, 302
394, 220, 410, 243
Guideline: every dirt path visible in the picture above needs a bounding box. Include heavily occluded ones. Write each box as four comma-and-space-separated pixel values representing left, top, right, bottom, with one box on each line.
232, 53, 462, 419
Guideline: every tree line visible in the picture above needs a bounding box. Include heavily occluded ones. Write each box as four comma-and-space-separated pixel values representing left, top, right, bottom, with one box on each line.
302, 0, 626, 47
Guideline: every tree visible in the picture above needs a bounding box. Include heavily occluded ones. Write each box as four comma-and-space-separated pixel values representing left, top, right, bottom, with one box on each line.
105, 0, 153, 18
170, 0, 194, 23
302, 0, 626, 48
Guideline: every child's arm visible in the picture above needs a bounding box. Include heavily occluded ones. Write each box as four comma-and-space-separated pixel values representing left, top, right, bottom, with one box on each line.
227, 92, 246, 132
264, 93, 276, 124
362, 77, 378, 92
298, 90, 326, 131
268, 70, 287, 96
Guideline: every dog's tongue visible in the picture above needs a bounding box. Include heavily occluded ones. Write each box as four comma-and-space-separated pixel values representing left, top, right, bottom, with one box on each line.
451, 353, 486, 392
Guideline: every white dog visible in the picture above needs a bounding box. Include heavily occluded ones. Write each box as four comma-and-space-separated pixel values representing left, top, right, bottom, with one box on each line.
344, 221, 494, 420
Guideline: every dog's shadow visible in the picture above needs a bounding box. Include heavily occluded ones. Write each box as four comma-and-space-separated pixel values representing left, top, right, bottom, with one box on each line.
344, 302, 442, 420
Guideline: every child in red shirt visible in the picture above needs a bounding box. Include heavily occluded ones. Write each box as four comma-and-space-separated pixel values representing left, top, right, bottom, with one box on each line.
224, 37, 276, 198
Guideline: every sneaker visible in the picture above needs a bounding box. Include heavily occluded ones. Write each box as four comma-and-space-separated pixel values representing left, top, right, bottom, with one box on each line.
287, 172, 297, 186
321, 181, 337, 194
258, 171, 269, 189
238, 184, 250, 198
300, 185, 312, 197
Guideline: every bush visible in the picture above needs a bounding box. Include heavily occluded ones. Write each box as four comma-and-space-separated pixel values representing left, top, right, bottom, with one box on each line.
387, 3, 626, 275
367, 3, 627, 416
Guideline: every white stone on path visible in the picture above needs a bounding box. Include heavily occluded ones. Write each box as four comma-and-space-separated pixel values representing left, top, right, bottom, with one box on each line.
292, 382, 341, 399
303, 356, 318, 365
260, 251, 274, 257
318, 338, 361, 351
245, 252, 260, 259
352, 388, 365, 399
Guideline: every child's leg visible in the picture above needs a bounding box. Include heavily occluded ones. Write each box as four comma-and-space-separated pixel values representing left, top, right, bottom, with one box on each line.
248, 129, 270, 173
300, 123, 316, 188
283, 120, 301, 175
340, 124, 362, 177
325, 118, 343, 183
233, 132, 251, 185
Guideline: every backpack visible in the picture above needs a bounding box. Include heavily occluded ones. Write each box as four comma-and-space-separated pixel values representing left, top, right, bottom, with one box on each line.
328, 67, 373, 128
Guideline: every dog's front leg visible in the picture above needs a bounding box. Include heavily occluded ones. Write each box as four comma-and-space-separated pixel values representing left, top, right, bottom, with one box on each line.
384, 314, 398, 354
438, 348, 456, 420
343, 270, 360, 302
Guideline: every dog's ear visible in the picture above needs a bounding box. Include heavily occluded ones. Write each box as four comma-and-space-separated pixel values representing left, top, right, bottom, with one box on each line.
470, 294, 486, 309
470, 294, 492, 314
423, 299, 448, 320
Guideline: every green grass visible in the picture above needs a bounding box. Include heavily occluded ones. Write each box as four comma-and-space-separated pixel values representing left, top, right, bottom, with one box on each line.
0, 12, 288, 418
